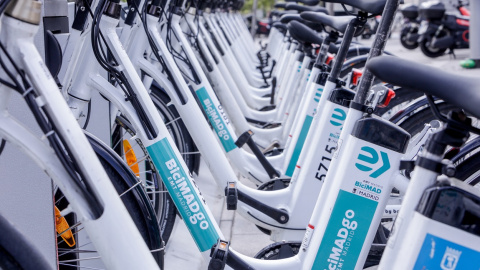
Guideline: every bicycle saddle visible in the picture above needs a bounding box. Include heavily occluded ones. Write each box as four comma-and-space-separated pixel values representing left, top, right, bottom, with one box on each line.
300, 12, 354, 34
367, 56, 480, 120
280, 14, 305, 24
288, 20, 323, 46
273, 2, 287, 9
272, 22, 288, 33
272, 10, 296, 17
322, 0, 387, 15
285, 3, 328, 14
285, 0, 320, 6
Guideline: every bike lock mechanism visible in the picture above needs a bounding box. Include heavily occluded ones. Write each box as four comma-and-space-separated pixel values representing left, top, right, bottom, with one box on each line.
235, 130, 280, 179
416, 111, 471, 174
208, 239, 229, 270
225, 180, 289, 223
209, 239, 254, 270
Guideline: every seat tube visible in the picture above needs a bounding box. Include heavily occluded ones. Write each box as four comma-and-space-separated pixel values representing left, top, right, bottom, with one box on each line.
300, 109, 410, 269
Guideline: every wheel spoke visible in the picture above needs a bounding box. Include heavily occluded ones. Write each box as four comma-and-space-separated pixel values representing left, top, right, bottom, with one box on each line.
59, 256, 102, 263
58, 241, 95, 257
55, 194, 66, 204
57, 226, 85, 246
58, 263, 104, 270
58, 221, 82, 238
119, 181, 142, 197
111, 129, 129, 150
146, 190, 169, 194
165, 117, 181, 126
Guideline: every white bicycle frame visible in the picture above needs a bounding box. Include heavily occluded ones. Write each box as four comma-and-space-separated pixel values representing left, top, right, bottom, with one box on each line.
115, 0, 415, 244
0, 5, 158, 269
49, 2, 433, 269
192, 10, 334, 177
187, 10, 311, 136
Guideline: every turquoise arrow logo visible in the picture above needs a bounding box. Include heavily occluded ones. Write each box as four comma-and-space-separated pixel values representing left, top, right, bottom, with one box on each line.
355, 146, 390, 178
330, 108, 346, 126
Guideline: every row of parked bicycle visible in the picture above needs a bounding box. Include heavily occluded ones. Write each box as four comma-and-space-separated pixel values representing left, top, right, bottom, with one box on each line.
0, 0, 479, 269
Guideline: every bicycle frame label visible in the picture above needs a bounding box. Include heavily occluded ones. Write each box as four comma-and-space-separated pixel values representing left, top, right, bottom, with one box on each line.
312, 190, 377, 270
147, 138, 219, 251
313, 105, 346, 182
196, 87, 237, 152
285, 86, 325, 177
285, 115, 313, 176
414, 233, 480, 270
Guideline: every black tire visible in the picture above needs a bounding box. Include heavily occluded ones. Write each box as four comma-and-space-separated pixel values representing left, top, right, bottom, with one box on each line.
420, 39, 447, 58
420, 31, 448, 58
454, 151, 480, 185
110, 85, 198, 244
376, 87, 423, 120
0, 215, 50, 270
56, 138, 164, 269
345, 47, 372, 60
111, 121, 177, 244
149, 89, 198, 173
400, 32, 419, 50
395, 102, 458, 136
339, 56, 424, 120
339, 57, 368, 80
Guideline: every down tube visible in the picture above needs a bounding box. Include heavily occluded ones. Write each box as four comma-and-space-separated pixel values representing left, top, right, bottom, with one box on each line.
147, 138, 221, 252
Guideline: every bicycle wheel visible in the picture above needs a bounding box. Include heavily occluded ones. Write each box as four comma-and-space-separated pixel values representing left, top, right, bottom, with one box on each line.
453, 149, 480, 187
395, 102, 460, 136
56, 134, 163, 269
0, 214, 51, 270
149, 87, 198, 173
111, 88, 194, 243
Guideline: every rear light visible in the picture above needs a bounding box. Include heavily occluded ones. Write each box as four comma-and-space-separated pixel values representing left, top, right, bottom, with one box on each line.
326, 53, 334, 65
351, 68, 363, 86
377, 88, 395, 108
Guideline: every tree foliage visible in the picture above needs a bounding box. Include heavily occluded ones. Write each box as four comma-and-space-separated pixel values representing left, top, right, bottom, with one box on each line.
241, 0, 276, 16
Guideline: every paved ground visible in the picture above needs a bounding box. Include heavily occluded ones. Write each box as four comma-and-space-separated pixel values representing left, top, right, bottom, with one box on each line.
164, 35, 479, 269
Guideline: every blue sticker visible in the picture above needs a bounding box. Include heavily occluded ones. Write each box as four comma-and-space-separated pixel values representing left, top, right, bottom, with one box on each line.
414, 233, 480, 270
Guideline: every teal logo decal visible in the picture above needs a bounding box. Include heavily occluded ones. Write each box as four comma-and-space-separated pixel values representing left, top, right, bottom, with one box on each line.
330, 108, 346, 126
354, 181, 382, 194
147, 139, 219, 251
285, 115, 313, 176
354, 146, 390, 178
313, 190, 378, 270
196, 87, 237, 152
313, 88, 323, 103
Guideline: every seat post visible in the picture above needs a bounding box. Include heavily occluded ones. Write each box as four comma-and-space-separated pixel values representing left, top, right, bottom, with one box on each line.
353, 0, 401, 105
327, 17, 366, 83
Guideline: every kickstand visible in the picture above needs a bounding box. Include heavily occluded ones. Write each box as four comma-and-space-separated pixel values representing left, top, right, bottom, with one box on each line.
449, 48, 456, 59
